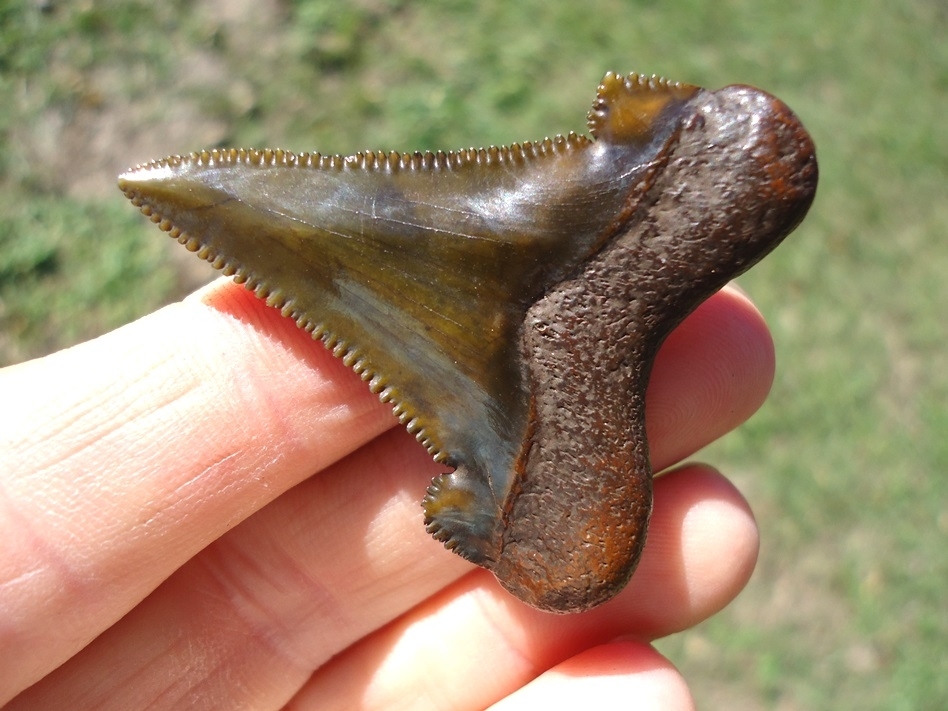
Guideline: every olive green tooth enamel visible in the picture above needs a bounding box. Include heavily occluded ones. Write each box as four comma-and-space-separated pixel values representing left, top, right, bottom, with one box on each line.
120, 72, 817, 612
117, 74, 693, 496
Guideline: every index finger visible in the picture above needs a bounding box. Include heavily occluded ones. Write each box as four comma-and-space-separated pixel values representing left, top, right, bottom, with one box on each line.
0, 278, 396, 698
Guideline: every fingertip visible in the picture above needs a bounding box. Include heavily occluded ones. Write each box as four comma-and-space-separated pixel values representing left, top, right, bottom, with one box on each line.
490, 641, 694, 711
667, 464, 758, 593
629, 464, 759, 631
648, 285, 775, 469
185, 278, 347, 378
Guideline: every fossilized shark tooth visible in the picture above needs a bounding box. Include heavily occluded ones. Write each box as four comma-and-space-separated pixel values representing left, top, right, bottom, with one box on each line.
119, 72, 817, 613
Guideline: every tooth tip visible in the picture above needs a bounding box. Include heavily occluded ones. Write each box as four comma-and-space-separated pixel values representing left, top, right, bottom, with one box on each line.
117, 161, 177, 189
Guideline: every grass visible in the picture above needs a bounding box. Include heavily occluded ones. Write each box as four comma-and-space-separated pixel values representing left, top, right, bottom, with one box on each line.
1, 0, 945, 707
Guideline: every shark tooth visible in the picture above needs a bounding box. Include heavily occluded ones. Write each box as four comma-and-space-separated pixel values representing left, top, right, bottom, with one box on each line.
119, 72, 817, 613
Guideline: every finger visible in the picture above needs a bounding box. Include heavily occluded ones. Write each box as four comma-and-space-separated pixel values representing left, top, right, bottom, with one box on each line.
647, 283, 774, 469
0, 279, 396, 700
286, 464, 752, 710
487, 642, 693, 711
7, 284, 769, 708
7, 425, 465, 711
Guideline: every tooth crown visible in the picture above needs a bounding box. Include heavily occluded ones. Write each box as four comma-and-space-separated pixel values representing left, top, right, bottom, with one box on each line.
120, 72, 817, 612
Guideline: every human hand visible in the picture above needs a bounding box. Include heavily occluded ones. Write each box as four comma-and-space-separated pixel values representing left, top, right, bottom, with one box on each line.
1, 279, 769, 709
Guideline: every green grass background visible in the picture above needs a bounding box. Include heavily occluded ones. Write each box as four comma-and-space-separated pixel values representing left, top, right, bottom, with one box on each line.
2, 0, 945, 707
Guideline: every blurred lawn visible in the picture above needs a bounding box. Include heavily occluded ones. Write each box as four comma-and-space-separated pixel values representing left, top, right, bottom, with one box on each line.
1, 0, 945, 707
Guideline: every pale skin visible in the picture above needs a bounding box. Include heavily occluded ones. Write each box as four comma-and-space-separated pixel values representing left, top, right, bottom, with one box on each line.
0, 279, 771, 710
